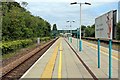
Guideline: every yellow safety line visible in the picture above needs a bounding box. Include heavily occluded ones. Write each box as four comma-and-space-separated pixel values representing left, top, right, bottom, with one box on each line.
83, 41, 120, 61
41, 40, 60, 79
58, 40, 62, 79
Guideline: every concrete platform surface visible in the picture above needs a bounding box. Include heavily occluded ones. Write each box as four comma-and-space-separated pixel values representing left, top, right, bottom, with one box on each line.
20, 38, 92, 79
20, 37, 119, 79
68, 37, 119, 79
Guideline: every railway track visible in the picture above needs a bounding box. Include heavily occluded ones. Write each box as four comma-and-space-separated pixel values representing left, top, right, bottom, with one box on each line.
1, 38, 58, 80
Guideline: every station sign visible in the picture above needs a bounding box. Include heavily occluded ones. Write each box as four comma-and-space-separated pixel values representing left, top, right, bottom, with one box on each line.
95, 10, 117, 39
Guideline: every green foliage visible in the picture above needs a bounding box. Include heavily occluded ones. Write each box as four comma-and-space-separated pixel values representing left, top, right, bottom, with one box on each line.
2, 2, 52, 41
0, 37, 50, 55
52, 24, 57, 31
1, 2, 53, 56
85, 24, 95, 37
21, 1, 28, 7
1, 37, 51, 55
52, 24, 58, 37
40, 37, 51, 41
1, 39, 33, 55
81, 25, 86, 31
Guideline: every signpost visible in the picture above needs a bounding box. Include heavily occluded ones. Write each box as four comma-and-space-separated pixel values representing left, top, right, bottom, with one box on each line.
37, 38, 40, 46
95, 10, 117, 79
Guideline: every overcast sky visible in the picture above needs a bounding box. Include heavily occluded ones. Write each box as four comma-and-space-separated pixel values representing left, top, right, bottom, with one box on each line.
15, 0, 119, 30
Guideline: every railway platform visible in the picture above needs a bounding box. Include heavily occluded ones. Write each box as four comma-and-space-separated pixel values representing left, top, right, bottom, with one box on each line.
20, 37, 119, 79
68, 38, 119, 79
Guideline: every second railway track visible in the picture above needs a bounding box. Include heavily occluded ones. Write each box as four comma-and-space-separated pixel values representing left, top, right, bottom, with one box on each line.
1, 38, 58, 80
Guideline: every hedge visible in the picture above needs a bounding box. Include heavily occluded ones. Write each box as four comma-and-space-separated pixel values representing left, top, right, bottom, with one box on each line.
1, 39, 33, 55
40, 37, 51, 41
1, 37, 51, 55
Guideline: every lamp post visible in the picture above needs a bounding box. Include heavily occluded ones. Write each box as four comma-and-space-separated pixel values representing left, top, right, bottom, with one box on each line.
65, 26, 69, 40
66, 20, 75, 43
70, 2, 91, 51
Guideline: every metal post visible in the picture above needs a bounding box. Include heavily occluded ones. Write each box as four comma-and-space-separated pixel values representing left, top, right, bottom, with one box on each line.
79, 4, 82, 51
70, 2, 91, 51
77, 29, 78, 49
98, 39, 100, 68
67, 29, 69, 41
109, 39, 112, 79
70, 23, 72, 43
67, 21, 75, 43
69, 30, 70, 42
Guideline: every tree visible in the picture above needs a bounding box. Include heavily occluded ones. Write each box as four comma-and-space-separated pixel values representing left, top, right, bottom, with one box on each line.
90, 24, 95, 37
52, 24, 58, 37
2, 2, 52, 41
81, 25, 86, 31
52, 24, 57, 31
21, 1, 28, 7
85, 26, 91, 37
84, 25, 95, 37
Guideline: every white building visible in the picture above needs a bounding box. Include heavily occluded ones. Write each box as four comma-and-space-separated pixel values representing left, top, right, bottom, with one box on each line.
118, 1, 120, 22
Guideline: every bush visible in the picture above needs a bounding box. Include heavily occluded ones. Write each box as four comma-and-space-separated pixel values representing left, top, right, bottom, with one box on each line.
1, 37, 51, 55
1, 39, 33, 55
40, 37, 51, 41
